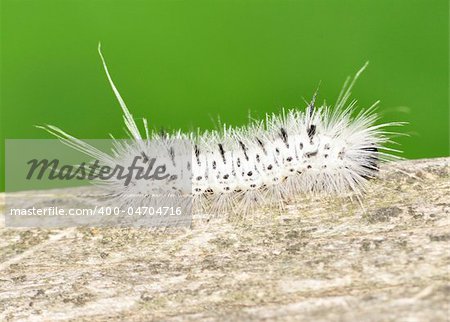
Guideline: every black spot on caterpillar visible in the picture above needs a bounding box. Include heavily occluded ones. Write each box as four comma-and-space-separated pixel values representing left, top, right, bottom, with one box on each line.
307, 124, 316, 140
280, 127, 289, 147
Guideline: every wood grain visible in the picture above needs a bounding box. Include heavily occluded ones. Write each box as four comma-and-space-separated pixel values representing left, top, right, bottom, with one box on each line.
1, 157, 449, 321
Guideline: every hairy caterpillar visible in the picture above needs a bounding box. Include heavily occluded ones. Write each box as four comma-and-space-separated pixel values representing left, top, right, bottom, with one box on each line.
41, 44, 400, 216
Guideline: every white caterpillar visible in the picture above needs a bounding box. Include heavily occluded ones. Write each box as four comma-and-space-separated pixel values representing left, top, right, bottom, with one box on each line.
41, 45, 400, 215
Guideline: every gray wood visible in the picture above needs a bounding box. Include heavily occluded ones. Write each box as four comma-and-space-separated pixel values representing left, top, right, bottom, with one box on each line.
1, 157, 449, 321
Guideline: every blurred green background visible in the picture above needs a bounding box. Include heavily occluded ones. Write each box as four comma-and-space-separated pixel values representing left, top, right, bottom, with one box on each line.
1, 0, 449, 191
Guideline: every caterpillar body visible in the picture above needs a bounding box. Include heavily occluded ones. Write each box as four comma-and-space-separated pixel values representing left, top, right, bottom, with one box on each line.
42, 45, 400, 216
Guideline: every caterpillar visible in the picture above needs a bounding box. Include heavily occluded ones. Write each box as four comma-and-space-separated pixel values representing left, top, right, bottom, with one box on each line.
41, 44, 401, 216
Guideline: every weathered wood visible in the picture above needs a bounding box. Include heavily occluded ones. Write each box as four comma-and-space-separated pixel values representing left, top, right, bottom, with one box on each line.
0, 157, 449, 321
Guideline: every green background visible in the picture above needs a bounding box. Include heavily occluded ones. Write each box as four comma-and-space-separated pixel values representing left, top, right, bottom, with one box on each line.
1, 0, 449, 191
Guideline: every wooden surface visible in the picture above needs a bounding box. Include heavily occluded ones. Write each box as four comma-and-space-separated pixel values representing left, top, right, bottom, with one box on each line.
0, 157, 449, 321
